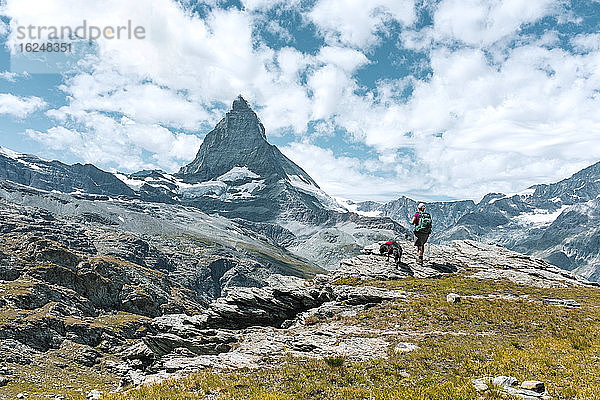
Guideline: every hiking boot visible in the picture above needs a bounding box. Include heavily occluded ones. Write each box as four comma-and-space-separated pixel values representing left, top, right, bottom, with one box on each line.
417, 256, 423, 265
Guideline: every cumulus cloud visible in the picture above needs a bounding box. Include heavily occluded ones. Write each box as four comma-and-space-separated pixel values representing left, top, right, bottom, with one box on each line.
0, 93, 46, 117
316, 46, 370, 73
571, 33, 600, 52
265, 20, 294, 43
280, 142, 418, 201
307, 0, 417, 49
26, 117, 202, 172
50, 76, 211, 130
431, 0, 561, 46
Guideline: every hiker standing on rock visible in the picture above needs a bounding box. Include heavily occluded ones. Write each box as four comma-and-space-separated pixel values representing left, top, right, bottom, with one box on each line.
411, 203, 432, 265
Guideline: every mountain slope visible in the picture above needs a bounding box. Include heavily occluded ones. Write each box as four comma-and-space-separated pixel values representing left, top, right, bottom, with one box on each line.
0, 146, 135, 198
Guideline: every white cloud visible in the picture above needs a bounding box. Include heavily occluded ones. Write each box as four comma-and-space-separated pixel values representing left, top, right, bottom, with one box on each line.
0, 93, 46, 117
308, 65, 354, 120
316, 46, 369, 73
431, 0, 561, 46
280, 142, 418, 201
265, 20, 294, 43
51, 77, 211, 130
26, 116, 202, 172
26, 126, 84, 150
308, 0, 417, 49
571, 33, 600, 52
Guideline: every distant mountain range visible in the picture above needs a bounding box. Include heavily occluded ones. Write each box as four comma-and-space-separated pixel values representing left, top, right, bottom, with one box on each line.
1, 96, 598, 280
352, 162, 600, 282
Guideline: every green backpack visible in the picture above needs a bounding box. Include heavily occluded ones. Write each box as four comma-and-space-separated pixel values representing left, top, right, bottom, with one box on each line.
415, 212, 432, 234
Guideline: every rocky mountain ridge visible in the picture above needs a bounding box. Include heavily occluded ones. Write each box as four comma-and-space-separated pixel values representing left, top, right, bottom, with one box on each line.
355, 162, 600, 282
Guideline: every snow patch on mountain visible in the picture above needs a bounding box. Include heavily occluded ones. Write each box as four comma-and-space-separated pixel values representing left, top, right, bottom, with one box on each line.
517, 188, 536, 198
114, 174, 147, 191
287, 174, 346, 212
0, 146, 20, 159
217, 166, 260, 182
336, 197, 382, 217
513, 206, 568, 227
236, 180, 265, 193
0, 146, 45, 172
179, 180, 228, 199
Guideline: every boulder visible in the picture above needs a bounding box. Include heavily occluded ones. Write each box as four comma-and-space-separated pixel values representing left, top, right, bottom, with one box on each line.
542, 299, 580, 307
202, 274, 334, 329
87, 389, 103, 400
521, 381, 545, 393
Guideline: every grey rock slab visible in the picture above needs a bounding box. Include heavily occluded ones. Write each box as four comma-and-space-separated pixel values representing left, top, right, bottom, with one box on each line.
333, 242, 448, 282
331, 237, 596, 289
542, 299, 580, 307
505, 387, 548, 399
473, 376, 548, 400
394, 342, 419, 353
143, 331, 236, 358
493, 375, 518, 387
202, 274, 334, 329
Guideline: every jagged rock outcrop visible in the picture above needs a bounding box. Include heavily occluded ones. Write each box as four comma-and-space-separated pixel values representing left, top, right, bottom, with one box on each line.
118, 238, 598, 385
473, 376, 550, 399
116, 272, 411, 385
332, 240, 595, 289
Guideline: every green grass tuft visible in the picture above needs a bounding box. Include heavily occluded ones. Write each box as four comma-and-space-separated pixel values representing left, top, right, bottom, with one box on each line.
323, 355, 346, 367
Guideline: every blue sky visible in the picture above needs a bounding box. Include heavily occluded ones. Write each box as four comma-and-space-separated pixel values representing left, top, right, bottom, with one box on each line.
1, 0, 599, 202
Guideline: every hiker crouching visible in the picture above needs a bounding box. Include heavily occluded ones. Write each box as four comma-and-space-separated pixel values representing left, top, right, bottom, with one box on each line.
411, 203, 432, 265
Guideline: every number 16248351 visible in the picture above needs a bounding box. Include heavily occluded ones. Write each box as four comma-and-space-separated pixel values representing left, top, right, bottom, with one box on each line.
19, 42, 72, 52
